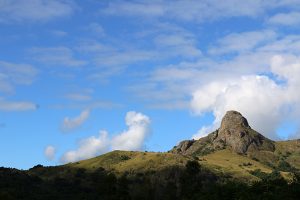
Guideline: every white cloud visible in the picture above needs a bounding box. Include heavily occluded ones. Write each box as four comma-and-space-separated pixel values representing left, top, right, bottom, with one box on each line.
51, 30, 68, 37
129, 52, 273, 110
52, 100, 121, 110
63, 88, 93, 102
93, 50, 154, 67
268, 12, 300, 26
76, 41, 156, 79
129, 29, 300, 110
64, 93, 92, 101
61, 130, 109, 163
30, 47, 87, 67
104, 0, 260, 21
86, 22, 105, 36
75, 23, 201, 81
61, 109, 90, 132
61, 111, 151, 163
0, 0, 75, 23
192, 125, 216, 140
271, 54, 300, 85
209, 30, 277, 55
0, 76, 12, 93
44, 145, 56, 161
0, 61, 38, 93
191, 54, 300, 140
103, 1, 165, 17
257, 35, 300, 53
111, 111, 151, 151
154, 33, 202, 58
103, 0, 300, 22
0, 99, 38, 111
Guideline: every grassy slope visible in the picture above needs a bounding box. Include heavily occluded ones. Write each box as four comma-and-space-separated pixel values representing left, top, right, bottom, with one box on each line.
68, 150, 190, 173
67, 150, 273, 182
275, 140, 300, 168
199, 149, 272, 181
65, 140, 300, 182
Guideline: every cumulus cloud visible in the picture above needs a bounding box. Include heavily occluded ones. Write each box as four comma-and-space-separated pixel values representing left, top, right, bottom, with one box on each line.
61, 109, 90, 132
61, 131, 109, 163
191, 54, 300, 140
111, 111, 151, 150
0, 0, 75, 23
131, 28, 300, 113
44, 145, 56, 161
61, 111, 151, 163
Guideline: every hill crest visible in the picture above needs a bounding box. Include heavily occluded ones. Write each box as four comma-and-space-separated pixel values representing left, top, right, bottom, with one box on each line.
171, 110, 275, 155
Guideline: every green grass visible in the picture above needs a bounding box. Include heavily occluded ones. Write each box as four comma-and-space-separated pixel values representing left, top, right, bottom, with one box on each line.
199, 149, 273, 181
274, 140, 300, 168
66, 149, 274, 182
62, 140, 300, 183
67, 150, 190, 174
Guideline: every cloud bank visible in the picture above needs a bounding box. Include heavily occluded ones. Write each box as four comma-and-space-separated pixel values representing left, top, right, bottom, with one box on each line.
61, 131, 109, 163
61, 111, 151, 163
191, 55, 300, 140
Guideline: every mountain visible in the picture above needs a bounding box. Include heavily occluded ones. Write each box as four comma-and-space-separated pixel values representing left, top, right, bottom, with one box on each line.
1, 110, 300, 199
67, 110, 300, 181
169, 110, 300, 180
171, 110, 275, 155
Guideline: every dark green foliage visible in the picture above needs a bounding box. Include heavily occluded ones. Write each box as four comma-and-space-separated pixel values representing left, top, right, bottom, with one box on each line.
29, 164, 44, 170
250, 169, 286, 182
249, 169, 269, 179
251, 157, 259, 161
277, 160, 297, 172
186, 160, 201, 174
1, 165, 300, 200
120, 155, 131, 161
192, 146, 215, 156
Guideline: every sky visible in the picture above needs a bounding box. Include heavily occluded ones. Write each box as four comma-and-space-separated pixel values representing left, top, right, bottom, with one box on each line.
1, 0, 300, 169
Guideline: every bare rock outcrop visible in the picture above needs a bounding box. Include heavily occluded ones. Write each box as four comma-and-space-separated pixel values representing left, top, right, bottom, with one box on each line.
171, 111, 275, 156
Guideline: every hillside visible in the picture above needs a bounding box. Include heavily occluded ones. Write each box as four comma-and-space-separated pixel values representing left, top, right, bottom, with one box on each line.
68, 151, 188, 171
65, 111, 300, 182
1, 110, 300, 199
170, 111, 300, 179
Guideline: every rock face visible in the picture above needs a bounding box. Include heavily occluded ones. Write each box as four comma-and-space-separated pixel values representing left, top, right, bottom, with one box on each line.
171, 111, 275, 156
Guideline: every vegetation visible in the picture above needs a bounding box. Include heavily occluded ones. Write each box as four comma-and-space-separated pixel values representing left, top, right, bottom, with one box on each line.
1, 127, 300, 199
1, 161, 300, 200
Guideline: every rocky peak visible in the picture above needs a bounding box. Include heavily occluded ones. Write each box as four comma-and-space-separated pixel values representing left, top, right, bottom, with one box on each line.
171, 110, 275, 156
220, 111, 250, 131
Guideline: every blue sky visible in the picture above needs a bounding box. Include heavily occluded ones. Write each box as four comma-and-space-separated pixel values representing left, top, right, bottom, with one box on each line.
1, 0, 300, 169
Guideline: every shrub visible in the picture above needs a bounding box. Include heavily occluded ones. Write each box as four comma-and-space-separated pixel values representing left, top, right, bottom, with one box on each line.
277, 160, 296, 172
